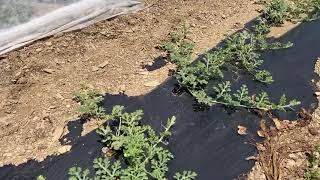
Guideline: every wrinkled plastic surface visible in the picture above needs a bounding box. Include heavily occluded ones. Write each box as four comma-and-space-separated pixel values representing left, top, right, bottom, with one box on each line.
0, 0, 143, 55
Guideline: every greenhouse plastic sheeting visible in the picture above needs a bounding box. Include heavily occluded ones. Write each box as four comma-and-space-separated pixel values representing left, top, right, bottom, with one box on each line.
0, 0, 143, 55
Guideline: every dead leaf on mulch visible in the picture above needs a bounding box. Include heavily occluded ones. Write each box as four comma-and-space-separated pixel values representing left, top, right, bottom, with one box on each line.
237, 125, 247, 135
245, 156, 257, 160
257, 130, 265, 137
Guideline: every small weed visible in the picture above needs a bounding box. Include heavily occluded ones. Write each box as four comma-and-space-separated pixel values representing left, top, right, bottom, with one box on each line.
73, 84, 107, 119
36, 175, 46, 180
68, 105, 197, 180
304, 145, 320, 180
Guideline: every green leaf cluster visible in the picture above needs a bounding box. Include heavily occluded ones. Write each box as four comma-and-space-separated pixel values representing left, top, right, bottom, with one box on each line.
264, 0, 289, 25
262, 0, 320, 24
304, 145, 320, 180
162, 22, 195, 69
289, 0, 320, 21
73, 84, 107, 119
192, 81, 300, 111
162, 20, 299, 111
68, 106, 197, 180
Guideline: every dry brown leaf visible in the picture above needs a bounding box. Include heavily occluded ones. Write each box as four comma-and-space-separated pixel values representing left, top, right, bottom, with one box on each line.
245, 156, 257, 160
260, 119, 268, 132
237, 125, 247, 135
256, 143, 266, 151
257, 130, 265, 137
273, 118, 282, 130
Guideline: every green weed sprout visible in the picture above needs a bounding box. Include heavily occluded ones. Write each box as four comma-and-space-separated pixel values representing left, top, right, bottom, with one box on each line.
305, 145, 320, 180
73, 84, 108, 119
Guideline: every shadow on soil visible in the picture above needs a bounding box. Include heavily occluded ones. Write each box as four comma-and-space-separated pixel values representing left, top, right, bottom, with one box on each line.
1, 20, 320, 180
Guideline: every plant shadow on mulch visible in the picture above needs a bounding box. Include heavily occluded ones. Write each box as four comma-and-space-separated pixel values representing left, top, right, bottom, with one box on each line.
0, 20, 320, 180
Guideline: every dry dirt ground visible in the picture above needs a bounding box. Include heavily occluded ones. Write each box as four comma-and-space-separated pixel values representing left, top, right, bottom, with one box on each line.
0, 0, 262, 166
247, 58, 320, 180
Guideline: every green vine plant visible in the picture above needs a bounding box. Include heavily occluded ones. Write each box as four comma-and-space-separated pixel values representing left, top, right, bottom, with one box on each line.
259, 0, 320, 24
67, 105, 197, 180
73, 84, 108, 119
304, 144, 320, 180
162, 18, 300, 111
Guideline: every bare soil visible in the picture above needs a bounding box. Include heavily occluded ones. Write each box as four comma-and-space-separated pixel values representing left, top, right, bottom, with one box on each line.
247, 58, 320, 180
0, 0, 261, 166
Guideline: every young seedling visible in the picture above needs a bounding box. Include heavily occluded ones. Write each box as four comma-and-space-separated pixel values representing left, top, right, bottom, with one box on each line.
304, 145, 320, 180
73, 84, 108, 119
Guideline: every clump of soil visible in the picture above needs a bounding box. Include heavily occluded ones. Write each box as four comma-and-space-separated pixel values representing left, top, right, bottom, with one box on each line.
247, 58, 320, 180
0, 0, 261, 166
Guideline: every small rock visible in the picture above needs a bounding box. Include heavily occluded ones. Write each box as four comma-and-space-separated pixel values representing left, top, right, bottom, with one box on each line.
98, 61, 109, 68
43, 68, 54, 74
309, 127, 320, 136
0, 115, 11, 126
286, 159, 297, 168
58, 145, 72, 154
315, 92, 320, 96
4, 153, 12, 157
49, 106, 56, 109
56, 93, 64, 100
36, 48, 43, 52
139, 71, 149, 75
201, 25, 207, 29
17, 77, 28, 84
221, 14, 227, 19
15, 71, 22, 77
45, 42, 52, 46
126, 29, 134, 33
66, 104, 71, 108
144, 80, 160, 87
92, 66, 100, 72
146, 62, 153, 66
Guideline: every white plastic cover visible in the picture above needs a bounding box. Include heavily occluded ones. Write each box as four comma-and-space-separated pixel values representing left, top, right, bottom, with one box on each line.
0, 0, 143, 55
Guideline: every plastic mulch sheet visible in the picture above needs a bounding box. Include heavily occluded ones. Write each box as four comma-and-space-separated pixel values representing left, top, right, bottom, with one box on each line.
0, 0, 143, 55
